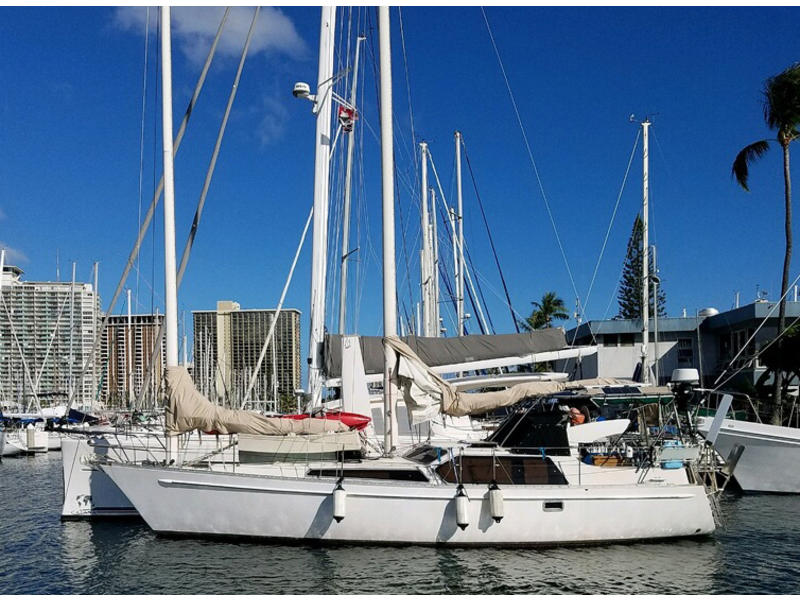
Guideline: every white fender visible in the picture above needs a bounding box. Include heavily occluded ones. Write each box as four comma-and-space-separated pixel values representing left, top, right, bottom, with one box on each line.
455, 485, 469, 530
333, 481, 346, 523
488, 482, 504, 523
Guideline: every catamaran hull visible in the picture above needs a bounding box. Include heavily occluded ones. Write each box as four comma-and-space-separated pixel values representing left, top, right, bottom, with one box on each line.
697, 417, 800, 493
101, 463, 715, 546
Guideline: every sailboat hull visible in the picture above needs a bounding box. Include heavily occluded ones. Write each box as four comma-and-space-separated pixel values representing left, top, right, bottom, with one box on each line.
101, 462, 715, 546
697, 417, 800, 493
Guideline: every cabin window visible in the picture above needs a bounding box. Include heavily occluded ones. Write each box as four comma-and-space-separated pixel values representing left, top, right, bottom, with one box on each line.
306, 469, 429, 482
436, 455, 568, 485
543, 501, 564, 511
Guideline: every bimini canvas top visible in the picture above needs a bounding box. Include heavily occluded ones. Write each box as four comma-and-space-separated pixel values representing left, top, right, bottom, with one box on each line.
324, 328, 568, 379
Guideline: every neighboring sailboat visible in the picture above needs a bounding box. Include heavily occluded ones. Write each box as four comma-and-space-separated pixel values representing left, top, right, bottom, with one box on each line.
100, 7, 717, 546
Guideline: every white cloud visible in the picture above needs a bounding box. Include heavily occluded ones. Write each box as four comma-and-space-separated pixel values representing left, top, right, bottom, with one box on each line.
113, 7, 308, 65
0, 243, 28, 264
256, 96, 290, 146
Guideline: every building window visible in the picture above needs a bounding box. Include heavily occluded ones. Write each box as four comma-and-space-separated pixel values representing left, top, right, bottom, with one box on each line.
619, 333, 634, 346
678, 338, 693, 365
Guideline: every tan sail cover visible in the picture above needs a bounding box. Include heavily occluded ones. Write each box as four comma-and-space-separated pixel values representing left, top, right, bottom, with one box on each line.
165, 366, 348, 436
385, 337, 662, 424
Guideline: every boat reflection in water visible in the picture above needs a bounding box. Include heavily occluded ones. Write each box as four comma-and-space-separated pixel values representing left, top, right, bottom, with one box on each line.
57, 516, 723, 594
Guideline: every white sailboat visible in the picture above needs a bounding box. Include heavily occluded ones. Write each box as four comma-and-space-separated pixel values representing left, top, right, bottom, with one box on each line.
99, 7, 716, 546
696, 405, 800, 493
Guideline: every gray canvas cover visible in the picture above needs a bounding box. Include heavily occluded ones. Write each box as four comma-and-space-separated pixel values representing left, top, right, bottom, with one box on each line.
165, 366, 349, 436
324, 328, 568, 379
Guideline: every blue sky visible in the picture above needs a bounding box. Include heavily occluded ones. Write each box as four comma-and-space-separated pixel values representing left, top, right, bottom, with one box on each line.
2, 6, 799, 374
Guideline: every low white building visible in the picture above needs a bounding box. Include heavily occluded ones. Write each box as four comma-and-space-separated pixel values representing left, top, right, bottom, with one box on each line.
558, 300, 800, 390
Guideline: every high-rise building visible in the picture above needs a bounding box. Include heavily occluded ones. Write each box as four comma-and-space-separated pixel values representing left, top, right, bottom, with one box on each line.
193, 301, 301, 412
0, 264, 100, 410
102, 313, 166, 409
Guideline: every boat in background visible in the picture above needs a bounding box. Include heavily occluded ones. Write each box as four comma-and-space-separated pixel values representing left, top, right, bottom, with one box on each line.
61, 431, 237, 519
696, 398, 800, 493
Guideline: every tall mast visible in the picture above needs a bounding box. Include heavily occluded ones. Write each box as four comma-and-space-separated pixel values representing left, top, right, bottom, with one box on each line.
338, 34, 365, 335
455, 131, 465, 336
419, 141, 431, 336
92, 261, 98, 410
641, 118, 650, 384
307, 6, 336, 408
161, 6, 179, 463
68, 262, 76, 402
379, 6, 398, 454
431, 187, 440, 336
161, 7, 179, 371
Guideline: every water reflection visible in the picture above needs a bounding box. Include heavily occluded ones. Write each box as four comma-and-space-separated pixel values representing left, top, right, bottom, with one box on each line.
2, 453, 800, 594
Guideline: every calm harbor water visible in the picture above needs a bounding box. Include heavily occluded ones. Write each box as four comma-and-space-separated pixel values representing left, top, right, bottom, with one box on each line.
1, 451, 799, 594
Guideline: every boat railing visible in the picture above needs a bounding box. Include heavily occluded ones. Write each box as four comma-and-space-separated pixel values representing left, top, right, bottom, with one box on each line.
693, 388, 758, 422
434, 442, 704, 488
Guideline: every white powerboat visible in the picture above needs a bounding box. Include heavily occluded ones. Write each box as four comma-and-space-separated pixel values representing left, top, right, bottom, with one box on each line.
696, 415, 800, 493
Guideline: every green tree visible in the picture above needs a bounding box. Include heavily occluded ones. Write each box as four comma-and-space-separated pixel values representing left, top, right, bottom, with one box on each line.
617, 214, 666, 319
732, 62, 800, 421
754, 326, 800, 423
520, 291, 569, 331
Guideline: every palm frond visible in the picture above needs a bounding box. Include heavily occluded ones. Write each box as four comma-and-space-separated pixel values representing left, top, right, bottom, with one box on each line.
764, 62, 800, 132
732, 140, 771, 191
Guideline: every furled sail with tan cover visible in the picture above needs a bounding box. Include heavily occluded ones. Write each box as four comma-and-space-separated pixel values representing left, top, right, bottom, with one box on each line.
385, 337, 660, 424
165, 366, 348, 436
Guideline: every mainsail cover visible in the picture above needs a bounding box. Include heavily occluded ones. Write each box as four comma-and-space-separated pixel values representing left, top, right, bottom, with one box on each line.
324, 329, 568, 379
384, 337, 654, 424
165, 366, 348, 436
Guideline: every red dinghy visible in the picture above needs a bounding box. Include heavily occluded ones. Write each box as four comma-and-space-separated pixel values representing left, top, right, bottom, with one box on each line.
281, 411, 371, 431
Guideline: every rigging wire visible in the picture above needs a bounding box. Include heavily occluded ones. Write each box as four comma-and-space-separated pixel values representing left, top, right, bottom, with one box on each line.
151, 11, 160, 318
398, 7, 420, 182
711, 272, 800, 391
480, 7, 581, 310
65, 7, 229, 411
579, 128, 641, 345
142, 6, 257, 408
353, 16, 369, 333
461, 138, 518, 333
464, 243, 495, 333
136, 7, 151, 310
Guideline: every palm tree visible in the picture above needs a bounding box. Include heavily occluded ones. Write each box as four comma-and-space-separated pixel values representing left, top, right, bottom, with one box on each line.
520, 291, 569, 331
732, 62, 800, 423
